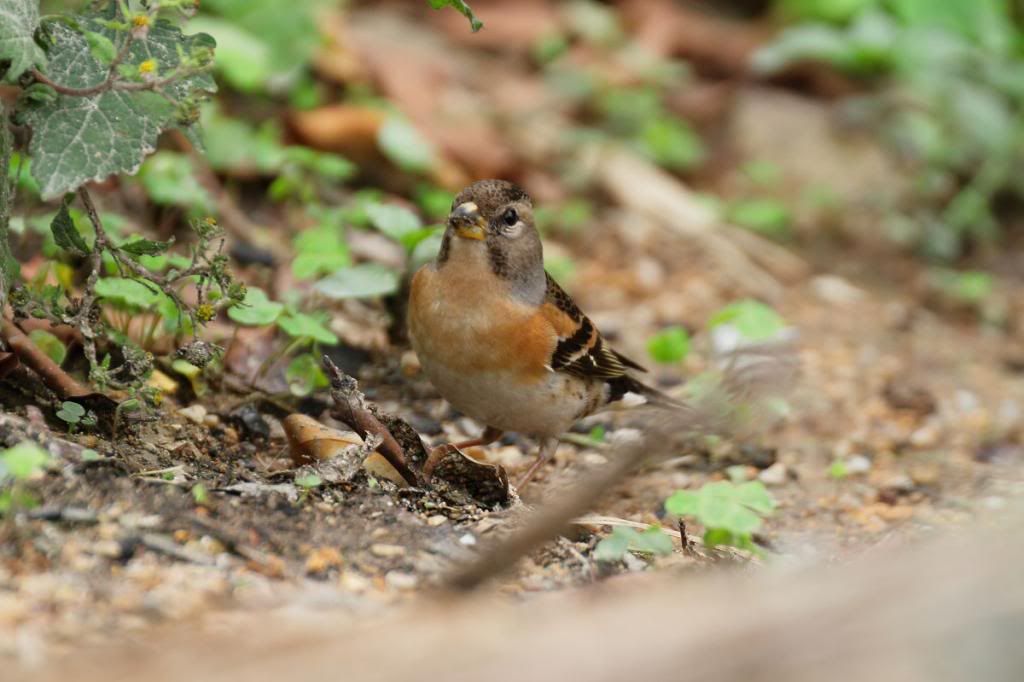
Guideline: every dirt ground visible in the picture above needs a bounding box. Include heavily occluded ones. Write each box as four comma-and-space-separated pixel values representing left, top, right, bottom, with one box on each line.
2, 224, 1022, 666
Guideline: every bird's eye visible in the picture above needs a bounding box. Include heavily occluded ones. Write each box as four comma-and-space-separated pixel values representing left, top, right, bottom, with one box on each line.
502, 208, 519, 227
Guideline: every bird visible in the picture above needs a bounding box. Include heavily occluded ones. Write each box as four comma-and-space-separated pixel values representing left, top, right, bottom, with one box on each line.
408, 179, 678, 488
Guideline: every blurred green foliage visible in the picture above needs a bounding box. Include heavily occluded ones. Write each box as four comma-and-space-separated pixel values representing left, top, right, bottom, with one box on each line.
762, 0, 1024, 258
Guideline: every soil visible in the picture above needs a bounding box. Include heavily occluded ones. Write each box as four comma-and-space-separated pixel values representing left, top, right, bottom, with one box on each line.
2, 230, 1022, 665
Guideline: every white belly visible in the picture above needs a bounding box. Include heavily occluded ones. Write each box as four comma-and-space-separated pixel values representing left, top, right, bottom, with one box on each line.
418, 357, 597, 437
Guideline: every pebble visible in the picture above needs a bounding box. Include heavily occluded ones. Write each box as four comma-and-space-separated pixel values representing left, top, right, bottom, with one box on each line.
370, 543, 406, 558
909, 423, 940, 449
425, 515, 448, 527
758, 462, 788, 486
845, 455, 872, 475
458, 533, 476, 546
178, 404, 207, 425
202, 414, 220, 428
384, 571, 419, 590
811, 275, 865, 305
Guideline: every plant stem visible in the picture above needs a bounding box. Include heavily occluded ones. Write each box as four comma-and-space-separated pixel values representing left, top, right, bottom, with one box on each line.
0, 101, 15, 312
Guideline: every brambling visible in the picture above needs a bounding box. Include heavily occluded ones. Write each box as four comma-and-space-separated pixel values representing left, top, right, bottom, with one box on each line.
408, 179, 677, 487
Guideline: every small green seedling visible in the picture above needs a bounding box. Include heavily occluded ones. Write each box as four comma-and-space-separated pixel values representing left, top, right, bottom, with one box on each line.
594, 524, 675, 562
191, 483, 209, 505
647, 326, 690, 364
665, 480, 777, 554
56, 400, 96, 432
295, 472, 322, 504
0, 441, 51, 515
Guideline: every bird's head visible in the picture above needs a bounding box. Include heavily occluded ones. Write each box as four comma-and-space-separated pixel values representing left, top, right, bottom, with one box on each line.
439, 180, 545, 298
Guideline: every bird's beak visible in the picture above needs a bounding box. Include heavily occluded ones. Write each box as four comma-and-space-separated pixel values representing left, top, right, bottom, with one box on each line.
448, 202, 486, 241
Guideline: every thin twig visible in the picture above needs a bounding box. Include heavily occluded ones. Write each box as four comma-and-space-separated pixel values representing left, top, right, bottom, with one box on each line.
323, 356, 421, 487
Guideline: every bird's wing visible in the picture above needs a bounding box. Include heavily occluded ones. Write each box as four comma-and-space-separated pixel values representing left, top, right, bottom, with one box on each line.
539, 272, 647, 380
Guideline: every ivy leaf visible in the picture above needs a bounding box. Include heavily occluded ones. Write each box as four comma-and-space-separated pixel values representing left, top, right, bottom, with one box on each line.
593, 525, 674, 562
0, 0, 47, 83
428, 0, 484, 32
50, 201, 91, 254
313, 264, 400, 300
120, 236, 174, 257
276, 312, 338, 345
24, 13, 216, 199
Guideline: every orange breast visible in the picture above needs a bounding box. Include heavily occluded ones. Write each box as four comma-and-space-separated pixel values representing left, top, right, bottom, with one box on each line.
409, 265, 556, 383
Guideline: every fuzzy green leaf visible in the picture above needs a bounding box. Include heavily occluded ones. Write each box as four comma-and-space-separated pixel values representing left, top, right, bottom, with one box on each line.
378, 117, 436, 173
24, 13, 216, 199
708, 300, 786, 342
0, 0, 46, 83
50, 201, 91, 254
120, 236, 174, 257
366, 203, 423, 242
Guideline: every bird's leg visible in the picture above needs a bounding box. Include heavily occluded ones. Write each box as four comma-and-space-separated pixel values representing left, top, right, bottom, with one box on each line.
515, 437, 558, 491
423, 426, 503, 479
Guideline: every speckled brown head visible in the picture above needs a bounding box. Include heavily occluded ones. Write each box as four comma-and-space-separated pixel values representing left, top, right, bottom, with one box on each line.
437, 180, 545, 302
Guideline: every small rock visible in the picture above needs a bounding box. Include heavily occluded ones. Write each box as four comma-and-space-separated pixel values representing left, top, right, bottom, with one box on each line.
178, 404, 207, 425
339, 570, 371, 593
845, 455, 872, 475
202, 414, 220, 428
883, 377, 936, 415
370, 543, 406, 558
384, 571, 419, 590
305, 547, 343, 575
908, 424, 940, 449
458, 533, 476, 546
400, 350, 422, 377
758, 462, 788, 486
582, 452, 608, 466
811, 275, 865, 305
425, 514, 448, 527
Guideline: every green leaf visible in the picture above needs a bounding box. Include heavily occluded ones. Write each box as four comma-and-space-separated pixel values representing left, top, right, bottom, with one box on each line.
292, 225, 349, 280
313, 264, 400, 300
0, 441, 50, 480
593, 527, 633, 562
665, 480, 776, 539
50, 201, 91, 254
285, 353, 329, 397
647, 326, 690, 364
184, 16, 273, 93
777, 0, 878, 23
56, 400, 85, 424
120, 236, 174, 257
708, 300, 786, 342
428, 0, 484, 32
95, 277, 162, 309
295, 473, 322, 489
366, 203, 423, 242
665, 490, 699, 516
0, 0, 46, 83
378, 116, 436, 173
84, 30, 116, 65
28, 329, 66, 365
636, 116, 704, 170
728, 198, 791, 238
277, 312, 338, 345
195, 0, 321, 92
227, 286, 283, 326
594, 525, 674, 562
24, 13, 217, 199
137, 151, 214, 213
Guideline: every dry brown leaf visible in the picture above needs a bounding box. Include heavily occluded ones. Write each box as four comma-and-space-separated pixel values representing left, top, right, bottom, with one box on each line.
283, 413, 364, 467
